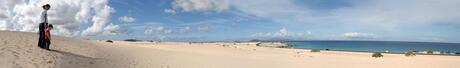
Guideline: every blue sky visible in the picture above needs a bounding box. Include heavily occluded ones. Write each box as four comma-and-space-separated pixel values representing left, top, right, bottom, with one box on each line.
82, 0, 460, 42
5, 0, 458, 42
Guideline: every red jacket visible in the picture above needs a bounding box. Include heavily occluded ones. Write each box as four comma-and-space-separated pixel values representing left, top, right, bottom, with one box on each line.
45, 28, 51, 39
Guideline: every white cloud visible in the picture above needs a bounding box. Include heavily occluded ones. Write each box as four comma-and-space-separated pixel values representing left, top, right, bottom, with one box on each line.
143, 29, 154, 35
0, 0, 119, 36
81, 0, 118, 36
197, 25, 210, 31
250, 27, 307, 40
229, 0, 460, 26
343, 32, 375, 39
230, 0, 310, 23
144, 26, 172, 35
179, 26, 191, 32
167, 0, 230, 13
141, 23, 212, 36
102, 23, 125, 35
171, 0, 460, 28
331, 0, 460, 27
166, 0, 460, 42
119, 16, 135, 23
164, 9, 176, 14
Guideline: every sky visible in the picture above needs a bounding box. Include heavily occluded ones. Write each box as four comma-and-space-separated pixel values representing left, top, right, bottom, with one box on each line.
1, 0, 460, 43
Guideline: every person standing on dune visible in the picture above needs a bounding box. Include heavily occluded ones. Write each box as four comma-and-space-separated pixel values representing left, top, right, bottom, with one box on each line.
38, 4, 50, 50
44, 24, 53, 50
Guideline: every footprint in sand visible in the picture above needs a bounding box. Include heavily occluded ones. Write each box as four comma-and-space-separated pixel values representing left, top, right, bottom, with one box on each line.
89, 61, 94, 64
47, 60, 53, 63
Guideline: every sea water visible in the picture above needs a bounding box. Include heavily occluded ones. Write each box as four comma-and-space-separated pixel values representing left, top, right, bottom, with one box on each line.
288, 41, 460, 53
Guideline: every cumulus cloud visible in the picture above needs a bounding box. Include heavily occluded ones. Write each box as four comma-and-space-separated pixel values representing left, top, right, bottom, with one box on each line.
0, 0, 120, 36
167, 0, 230, 13
102, 23, 126, 35
250, 28, 307, 40
119, 16, 135, 23
343, 32, 375, 39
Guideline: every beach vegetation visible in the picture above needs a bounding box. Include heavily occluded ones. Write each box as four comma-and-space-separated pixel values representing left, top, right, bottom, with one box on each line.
427, 51, 433, 54
124, 39, 141, 42
105, 40, 113, 43
148, 40, 155, 42
256, 43, 261, 46
311, 49, 320, 52
446, 51, 451, 55
440, 51, 446, 54
372, 52, 383, 58
405, 51, 416, 57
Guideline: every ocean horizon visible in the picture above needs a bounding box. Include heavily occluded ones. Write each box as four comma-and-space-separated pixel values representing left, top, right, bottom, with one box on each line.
286, 40, 460, 54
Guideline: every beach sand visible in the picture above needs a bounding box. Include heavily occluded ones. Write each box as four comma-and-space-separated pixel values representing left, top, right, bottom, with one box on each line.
1, 31, 460, 68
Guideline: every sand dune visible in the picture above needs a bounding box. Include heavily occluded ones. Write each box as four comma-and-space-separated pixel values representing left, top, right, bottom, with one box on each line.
0, 31, 116, 68
1, 31, 460, 68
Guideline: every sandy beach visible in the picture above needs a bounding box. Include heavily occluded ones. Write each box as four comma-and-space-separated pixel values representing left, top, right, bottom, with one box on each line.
1, 31, 460, 68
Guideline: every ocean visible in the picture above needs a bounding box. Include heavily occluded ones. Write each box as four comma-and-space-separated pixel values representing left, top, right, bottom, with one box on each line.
287, 41, 460, 53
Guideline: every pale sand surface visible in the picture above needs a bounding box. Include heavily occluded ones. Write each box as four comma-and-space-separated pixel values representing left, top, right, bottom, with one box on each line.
1, 31, 460, 68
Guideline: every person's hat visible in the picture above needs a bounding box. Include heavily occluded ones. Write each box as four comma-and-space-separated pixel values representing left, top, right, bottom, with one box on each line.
42, 4, 50, 8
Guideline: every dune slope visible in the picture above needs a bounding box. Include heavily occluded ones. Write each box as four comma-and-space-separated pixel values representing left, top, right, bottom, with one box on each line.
0, 31, 112, 68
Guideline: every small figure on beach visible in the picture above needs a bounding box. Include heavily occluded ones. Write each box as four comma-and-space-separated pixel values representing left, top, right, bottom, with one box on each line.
37, 4, 51, 50
44, 24, 53, 50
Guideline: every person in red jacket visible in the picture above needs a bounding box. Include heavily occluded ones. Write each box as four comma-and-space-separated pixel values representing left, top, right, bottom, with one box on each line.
44, 24, 53, 50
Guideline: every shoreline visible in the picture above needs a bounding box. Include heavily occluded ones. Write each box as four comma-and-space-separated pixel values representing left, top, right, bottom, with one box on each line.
108, 40, 460, 56
176, 41, 460, 56
285, 47, 460, 56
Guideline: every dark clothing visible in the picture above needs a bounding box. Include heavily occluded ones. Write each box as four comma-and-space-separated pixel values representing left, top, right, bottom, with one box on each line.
38, 22, 47, 49
45, 39, 51, 50
38, 9, 49, 50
